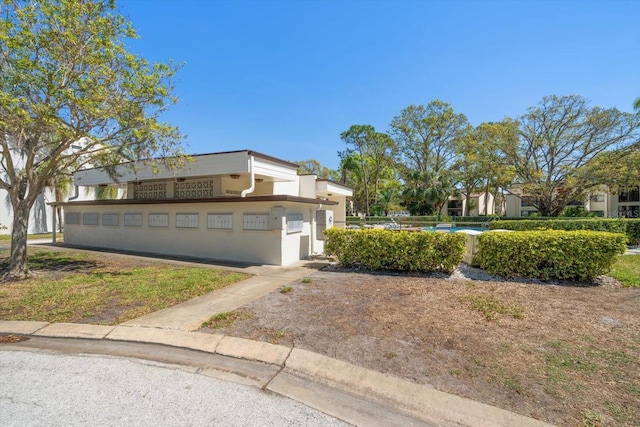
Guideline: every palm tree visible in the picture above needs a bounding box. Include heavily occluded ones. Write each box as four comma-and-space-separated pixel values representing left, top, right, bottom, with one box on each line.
401, 171, 459, 216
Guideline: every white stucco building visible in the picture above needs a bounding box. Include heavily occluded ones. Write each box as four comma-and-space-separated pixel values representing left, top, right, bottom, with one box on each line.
504, 185, 640, 217
441, 192, 495, 217
56, 150, 352, 266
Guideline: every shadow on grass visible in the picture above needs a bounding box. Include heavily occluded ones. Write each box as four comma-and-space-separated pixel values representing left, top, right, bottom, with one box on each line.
0, 251, 102, 274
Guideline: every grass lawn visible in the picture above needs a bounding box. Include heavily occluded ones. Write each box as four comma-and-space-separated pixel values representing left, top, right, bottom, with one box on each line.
0, 249, 249, 325
0, 233, 62, 241
610, 254, 640, 287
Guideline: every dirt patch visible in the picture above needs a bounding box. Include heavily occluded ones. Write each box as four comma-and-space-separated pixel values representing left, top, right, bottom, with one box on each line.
201, 267, 640, 427
0, 334, 29, 343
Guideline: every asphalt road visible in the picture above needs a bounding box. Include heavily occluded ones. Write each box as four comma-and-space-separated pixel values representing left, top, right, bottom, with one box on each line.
0, 349, 349, 427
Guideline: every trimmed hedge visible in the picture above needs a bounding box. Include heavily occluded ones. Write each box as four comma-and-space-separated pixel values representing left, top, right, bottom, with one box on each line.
489, 218, 640, 245
626, 220, 640, 245
324, 228, 465, 273
476, 230, 628, 281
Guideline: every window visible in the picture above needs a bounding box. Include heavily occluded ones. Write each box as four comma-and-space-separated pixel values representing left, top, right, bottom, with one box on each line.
521, 196, 538, 207
590, 195, 604, 203
619, 186, 640, 203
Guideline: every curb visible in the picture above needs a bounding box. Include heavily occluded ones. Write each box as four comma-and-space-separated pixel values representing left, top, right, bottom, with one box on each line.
0, 320, 553, 427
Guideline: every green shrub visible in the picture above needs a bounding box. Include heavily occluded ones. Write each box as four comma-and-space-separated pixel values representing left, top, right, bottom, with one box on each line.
490, 218, 640, 245
476, 230, 628, 281
324, 228, 465, 273
625, 220, 640, 245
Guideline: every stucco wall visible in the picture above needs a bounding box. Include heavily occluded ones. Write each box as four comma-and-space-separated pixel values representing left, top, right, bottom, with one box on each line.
63, 200, 327, 266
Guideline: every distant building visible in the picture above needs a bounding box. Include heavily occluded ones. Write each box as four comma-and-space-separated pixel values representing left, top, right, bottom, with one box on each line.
441, 192, 495, 217
504, 185, 640, 217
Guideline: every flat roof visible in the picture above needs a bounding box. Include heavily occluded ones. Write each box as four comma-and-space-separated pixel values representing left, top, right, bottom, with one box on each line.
51, 195, 338, 207
76, 149, 299, 173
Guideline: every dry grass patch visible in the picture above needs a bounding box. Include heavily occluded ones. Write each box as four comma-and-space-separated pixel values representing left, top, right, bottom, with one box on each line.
202, 269, 640, 427
0, 249, 249, 325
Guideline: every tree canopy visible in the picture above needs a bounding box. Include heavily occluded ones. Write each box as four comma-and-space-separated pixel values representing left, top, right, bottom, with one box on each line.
390, 100, 469, 177
340, 125, 395, 216
339, 96, 638, 218
293, 159, 333, 178
500, 95, 640, 216
0, 0, 184, 278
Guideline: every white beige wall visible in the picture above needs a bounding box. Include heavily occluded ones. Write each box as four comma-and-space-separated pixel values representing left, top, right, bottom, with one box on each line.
299, 175, 317, 198
505, 194, 522, 217
63, 200, 331, 266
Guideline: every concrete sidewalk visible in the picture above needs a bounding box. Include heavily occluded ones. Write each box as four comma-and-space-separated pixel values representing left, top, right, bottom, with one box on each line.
3, 244, 554, 426
122, 263, 315, 331
0, 321, 552, 427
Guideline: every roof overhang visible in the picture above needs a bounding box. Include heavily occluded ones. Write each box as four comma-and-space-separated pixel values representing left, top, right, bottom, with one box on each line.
73, 150, 299, 186
315, 179, 353, 197
50, 195, 338, 207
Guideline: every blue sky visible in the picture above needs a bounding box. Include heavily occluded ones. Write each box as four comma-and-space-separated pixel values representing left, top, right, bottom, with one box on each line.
120, 0, 639, 170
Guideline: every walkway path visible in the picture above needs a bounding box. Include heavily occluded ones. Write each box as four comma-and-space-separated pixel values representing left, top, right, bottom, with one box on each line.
1, 243, 555, 426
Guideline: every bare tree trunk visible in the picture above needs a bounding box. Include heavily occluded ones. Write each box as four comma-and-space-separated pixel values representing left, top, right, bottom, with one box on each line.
55, 188, 64, 232
463, 188, 471, 216
4, 201, 31, 280
484, 181, 490, 215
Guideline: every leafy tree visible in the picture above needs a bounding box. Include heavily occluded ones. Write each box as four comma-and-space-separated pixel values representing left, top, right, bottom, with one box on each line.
474, 121, 518, 215
336, 151, 360, 185
293, 159, 333, 178
390, 100, 470, 177
634, 97, 640, 113
499, 95, 640, 217
0, 0, 184, 279
582, 146, 640, 190
401, 170, 459, 216
335, 151, 363, 213
452, 126, 483, 216
340, 125, 395, 215
559, 206, 598, 217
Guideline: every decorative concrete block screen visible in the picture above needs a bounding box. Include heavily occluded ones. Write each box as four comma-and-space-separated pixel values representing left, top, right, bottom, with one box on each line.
148, 213, 169, 228
208, 213, 233, 229
65, 212, 80, 225
174, 180, 215, 198
287, 213, 303, 233
134, 182, 167, 199
124, 213, 142, 227
82, 212, 99, 226
102, 213, 119, 226
243, 213, 270, 230
176, 213, 198, 228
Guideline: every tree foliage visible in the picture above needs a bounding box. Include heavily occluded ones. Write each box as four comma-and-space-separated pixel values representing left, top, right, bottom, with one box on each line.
293, 159, 333, 178
582, 146, 640, 190
340, 125, 395, 216
0, 0, 184, 278
390, 100, 470, 177
500, 95, 640, 216
401, 170, 459, 216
